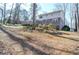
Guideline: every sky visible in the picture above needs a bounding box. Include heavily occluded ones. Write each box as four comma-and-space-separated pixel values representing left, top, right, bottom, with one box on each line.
38, 3, 56, 14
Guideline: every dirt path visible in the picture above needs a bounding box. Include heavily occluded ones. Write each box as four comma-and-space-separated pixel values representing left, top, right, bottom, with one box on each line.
0, 41, 11, 55
0, 27, 49, 55
0, 29, 25, 55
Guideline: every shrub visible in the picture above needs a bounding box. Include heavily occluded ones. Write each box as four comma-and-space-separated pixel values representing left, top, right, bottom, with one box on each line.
62, 25, 70, 31
22, 24, 32, 26
35, 24, 44, 32
22, 25, 33, 31
36, 27, 44, 32
36, 24, 56, 32
47, 24, 56, 30
43, 25, 48, 30
22, 26, 27, 31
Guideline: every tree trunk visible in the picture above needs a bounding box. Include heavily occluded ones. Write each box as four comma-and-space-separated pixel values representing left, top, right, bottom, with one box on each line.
8, 3, 14, 24
3, 3, 6, 24
32, 3, 37, 30
0, 8, 3, 24
13, 3, 21, 24
75, 4, 79, 32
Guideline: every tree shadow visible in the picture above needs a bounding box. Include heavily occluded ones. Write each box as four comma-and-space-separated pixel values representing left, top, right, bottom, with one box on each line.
0, 27, 49, 55
42, 44, 79, 55
47, 31, 79, 42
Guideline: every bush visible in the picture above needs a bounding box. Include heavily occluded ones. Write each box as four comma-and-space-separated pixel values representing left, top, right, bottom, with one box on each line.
22, 25, 33, 31
47, 24, 56, 30
22, 24, 32, 26
35, 24, 44, 32
22, 26, 27, 31
42, 24, 56, 31
43, 25, 48, 30
62, 25, 70, 31
36, 24, 56, 32
22, 24, 56, 32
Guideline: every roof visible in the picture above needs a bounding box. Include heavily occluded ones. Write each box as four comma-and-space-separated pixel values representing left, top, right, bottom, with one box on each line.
39, 10, 64, 16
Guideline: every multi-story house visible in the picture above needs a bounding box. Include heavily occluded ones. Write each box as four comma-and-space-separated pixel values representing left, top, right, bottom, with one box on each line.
37, 10, 65, 30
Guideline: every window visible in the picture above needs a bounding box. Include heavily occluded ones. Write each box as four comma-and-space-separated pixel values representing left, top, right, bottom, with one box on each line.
58, 17, 61, 24
39, 16, 43, 18
58, 17, 61, 20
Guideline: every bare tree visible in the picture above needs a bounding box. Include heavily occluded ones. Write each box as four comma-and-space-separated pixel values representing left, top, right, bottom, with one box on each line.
70, 4, 73, 31
30, 3, 37, 30
7, 3, 14, 24
74, 3, 79, 31
3, 3, 6, 24
22, 9, 28, 21
0, 8, 3, 24
13, 3, 21, 24
54, 3, 67, 25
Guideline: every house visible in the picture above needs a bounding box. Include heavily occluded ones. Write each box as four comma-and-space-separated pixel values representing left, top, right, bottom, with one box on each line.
36, 10, 65, 30
21, 10, 65, 30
